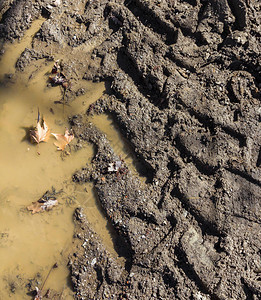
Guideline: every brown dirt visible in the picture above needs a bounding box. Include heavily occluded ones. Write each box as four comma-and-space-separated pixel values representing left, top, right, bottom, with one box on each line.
1, 0, 261, 299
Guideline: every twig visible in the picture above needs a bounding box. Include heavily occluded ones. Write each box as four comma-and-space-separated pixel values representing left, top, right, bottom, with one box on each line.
62, 88, 66, 117
59, 285, 65, 300
41, 263, 58, 291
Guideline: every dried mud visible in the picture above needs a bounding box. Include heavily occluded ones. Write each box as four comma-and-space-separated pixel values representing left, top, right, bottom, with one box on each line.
1, 0, 261, 299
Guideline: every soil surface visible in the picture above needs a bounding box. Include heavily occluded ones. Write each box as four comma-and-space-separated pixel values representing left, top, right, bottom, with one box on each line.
1, 0, 261, 299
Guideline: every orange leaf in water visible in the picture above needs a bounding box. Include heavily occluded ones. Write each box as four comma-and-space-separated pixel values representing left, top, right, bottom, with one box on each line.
30, 113, 50, 144
51, 129, 74, 151
27, 199, 58, 214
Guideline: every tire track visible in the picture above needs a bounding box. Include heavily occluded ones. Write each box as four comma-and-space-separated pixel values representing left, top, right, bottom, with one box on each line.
124, 0, 178, 45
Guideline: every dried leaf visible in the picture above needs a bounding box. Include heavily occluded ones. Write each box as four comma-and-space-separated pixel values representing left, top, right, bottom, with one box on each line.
30, 113, 50, 144
27, 199, 58, 214
51, 129, 74, 151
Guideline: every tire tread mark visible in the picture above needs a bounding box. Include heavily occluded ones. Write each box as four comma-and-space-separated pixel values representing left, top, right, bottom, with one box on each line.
225, 167, 261, 188
174, 245, 220, 300
171, 186, 220, 236
226, 0, 247, 30
116, 48, 168, 109
175, 136, 218, 176
176, 94, 247, 147
124, 0, 178, 45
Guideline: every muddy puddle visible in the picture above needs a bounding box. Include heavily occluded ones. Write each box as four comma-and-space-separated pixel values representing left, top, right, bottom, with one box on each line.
0, 17, 146, 299
0, 18, 45, 78
0, 75, 105, 298
0, 19, 108, 299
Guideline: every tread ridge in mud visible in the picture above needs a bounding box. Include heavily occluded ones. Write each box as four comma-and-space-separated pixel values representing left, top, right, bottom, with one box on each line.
115, 49, 169, 109
124, 0, 178, 45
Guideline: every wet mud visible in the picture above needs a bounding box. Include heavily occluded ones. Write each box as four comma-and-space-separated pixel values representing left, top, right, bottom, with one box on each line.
1, 0, 261, 299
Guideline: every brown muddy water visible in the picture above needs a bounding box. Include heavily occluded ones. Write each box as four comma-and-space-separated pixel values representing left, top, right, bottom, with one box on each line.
0, 18, 146, 299
0, 78, 104, 299
0, 19, 111, 299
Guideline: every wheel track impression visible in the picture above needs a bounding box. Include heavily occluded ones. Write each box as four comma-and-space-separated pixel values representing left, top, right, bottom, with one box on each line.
2, 0, 261, 299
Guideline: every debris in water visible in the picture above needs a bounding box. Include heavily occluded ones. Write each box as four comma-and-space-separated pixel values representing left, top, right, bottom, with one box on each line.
52, 129, 74, 151
51, 60, 61, 74
27, 199, 58, 214
30, 110, 50, 144
27, 190, 58, 214
33, 263, 59, 299
49, 60, 69, 89
43, 289, 51, 298
34, 286, 42, 300
49, 73, 69, 88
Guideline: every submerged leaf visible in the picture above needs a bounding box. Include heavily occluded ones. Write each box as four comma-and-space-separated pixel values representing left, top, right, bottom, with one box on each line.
30, 115, 50, 144
51, 129, 74, 151
27, 199, 58, 214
